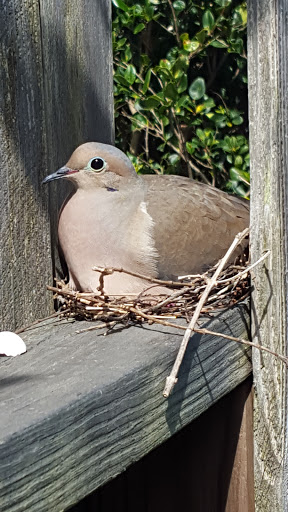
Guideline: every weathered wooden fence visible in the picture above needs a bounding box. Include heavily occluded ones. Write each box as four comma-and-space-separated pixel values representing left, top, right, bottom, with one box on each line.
3, 0, 288, 510
248, 0, 288, 509
0, 0, 114, 330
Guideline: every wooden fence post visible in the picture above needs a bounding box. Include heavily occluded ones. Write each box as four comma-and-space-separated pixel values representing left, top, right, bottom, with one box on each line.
0, 0, 113, 330
248, 0, 288, 509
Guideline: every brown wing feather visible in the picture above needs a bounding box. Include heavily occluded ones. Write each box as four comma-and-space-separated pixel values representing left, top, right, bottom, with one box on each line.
143, 175, 249, 278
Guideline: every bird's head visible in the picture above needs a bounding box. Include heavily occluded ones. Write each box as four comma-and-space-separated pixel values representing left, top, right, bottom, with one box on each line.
42, 142, 139, 191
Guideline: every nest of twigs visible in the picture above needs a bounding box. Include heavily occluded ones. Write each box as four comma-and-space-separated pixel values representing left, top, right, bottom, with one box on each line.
46, 228, 286, 396
47, 249, 250, 332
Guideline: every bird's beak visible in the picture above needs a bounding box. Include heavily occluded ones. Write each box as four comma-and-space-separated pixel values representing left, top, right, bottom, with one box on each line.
42, 166, 79, 184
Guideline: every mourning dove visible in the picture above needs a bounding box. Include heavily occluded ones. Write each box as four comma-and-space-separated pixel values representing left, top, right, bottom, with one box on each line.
43, 142, 249, 295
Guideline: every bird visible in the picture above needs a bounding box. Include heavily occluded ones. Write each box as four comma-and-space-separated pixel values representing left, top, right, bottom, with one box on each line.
43, 142, 249, 296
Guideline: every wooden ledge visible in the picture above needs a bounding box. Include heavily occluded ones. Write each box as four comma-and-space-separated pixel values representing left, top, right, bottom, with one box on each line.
0, 303, 251, 512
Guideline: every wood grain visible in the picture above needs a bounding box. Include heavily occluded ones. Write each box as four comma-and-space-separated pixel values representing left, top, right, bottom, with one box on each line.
0, 304, 251, 512
0, 1, 52, 330
71, 378, 253, 512
0, 0, 113, 330
248, 1, 288, 509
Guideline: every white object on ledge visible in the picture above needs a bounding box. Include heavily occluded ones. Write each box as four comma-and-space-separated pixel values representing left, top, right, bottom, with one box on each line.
0, 332, 27, 357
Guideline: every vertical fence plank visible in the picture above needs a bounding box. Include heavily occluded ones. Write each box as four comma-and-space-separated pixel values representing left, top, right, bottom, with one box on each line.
248, 0, 288, 509
0, 0, 113, 330
0, 1, 51, 330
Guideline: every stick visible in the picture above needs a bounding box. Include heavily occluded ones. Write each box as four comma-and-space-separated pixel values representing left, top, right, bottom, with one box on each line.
163, 227, 249, 397
145, 286, 192, 312
217, 251, 270, 284
15, 310, 67, 334
75, 305, 288, 367
92, 266, 191, 288
196, 327, 288, 367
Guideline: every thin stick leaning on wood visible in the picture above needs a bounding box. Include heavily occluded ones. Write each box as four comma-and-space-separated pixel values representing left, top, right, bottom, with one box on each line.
75, 313, 288, 367
162, 227, 250, 398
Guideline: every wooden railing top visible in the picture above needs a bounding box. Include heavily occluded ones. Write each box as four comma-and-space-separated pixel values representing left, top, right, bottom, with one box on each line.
0, 304, 251, 512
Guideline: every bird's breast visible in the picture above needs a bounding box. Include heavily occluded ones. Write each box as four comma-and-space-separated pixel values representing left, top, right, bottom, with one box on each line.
58, 189, 158, 293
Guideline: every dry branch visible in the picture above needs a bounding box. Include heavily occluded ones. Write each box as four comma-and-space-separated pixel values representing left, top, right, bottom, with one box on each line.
163, 227, 249, 397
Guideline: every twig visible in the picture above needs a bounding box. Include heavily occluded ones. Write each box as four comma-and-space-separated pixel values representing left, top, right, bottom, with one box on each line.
217, 251, 270, 284
196, 328, 288, 367
146, 287, 192, 312
74, 304, 288, 368
76, 319, 120, 334
167, 0, 181, 46
15, 310, 68, 335
92, 266, 188, 288
163, 228, 249, 397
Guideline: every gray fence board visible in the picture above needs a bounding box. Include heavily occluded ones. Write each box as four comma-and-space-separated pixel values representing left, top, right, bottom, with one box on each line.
0, 0, 113, 330
248, 0, 288, 509
0, 304, 251, 512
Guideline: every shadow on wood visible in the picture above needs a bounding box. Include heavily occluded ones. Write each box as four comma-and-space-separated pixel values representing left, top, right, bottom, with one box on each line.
70, 377, 254, 512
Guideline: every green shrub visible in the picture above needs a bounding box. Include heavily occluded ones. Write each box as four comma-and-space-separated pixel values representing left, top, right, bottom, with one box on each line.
112, 0, 249, 198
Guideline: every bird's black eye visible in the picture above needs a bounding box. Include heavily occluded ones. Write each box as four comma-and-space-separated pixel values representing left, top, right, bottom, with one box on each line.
87, 157, 106, 172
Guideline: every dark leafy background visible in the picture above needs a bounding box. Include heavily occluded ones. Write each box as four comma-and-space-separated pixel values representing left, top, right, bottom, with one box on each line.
113, 0, 249, 198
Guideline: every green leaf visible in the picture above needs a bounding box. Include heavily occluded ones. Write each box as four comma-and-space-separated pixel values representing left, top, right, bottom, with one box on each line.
215, 0, 231, 5
134, 23, 146, 34
131, 114, 148, 129
232, 115, 243, 125
169, 153, 180, 165
230, 167, 246, 181
142, 69, 151, 94
141, 53, 150, 68
176, 95, 191, 109
235, 5, 247, 25
228, 38, 244, 55
209, 113, 226, 128
202, 10, 215, 31
159, 59, 172, 70
112, 0, 129, 12
124, 46, 132, 61
195, 29, 207, 44
196, 104, 205, 114
144, 3, 154, 19
234, 156, 243, 167
157, 143, 167, 152
173, 1, 186, 11
177, 74, 187, 94
164, 83, 178, 100
141, 95, 161, 109
196, 128, 205, 141
183, 40, 200, 52
239, 145, 249, 155
172, 55, 189, 74
161, 116, 170, 127
114, 74, 130, 87
186, 142, 197, 155
227, 180, 247, 198
124, 64, 136, 85
210, 40, 228, 48
132, 4, 143, 15
203, 98, 215, 109
188, 77, 206, 100
116, 37, 127, 49
180, 33, 189, 42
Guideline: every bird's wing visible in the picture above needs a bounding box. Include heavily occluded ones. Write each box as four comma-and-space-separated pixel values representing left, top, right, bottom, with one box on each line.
143, 175, 249, 278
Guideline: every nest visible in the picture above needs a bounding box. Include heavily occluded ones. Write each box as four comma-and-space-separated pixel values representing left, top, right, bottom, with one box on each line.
48, 250, 250, 333
45, 228, 286, 396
